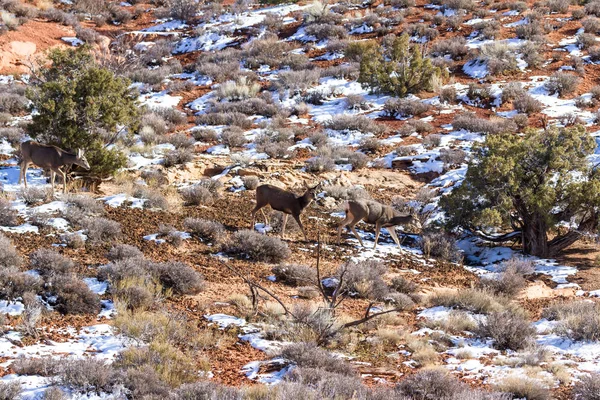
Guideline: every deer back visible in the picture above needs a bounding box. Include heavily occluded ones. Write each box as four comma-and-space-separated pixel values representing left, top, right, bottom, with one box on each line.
256, 184, 302, 215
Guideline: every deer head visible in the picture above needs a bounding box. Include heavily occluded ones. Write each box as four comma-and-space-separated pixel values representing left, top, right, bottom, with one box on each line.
75, 149, 91, 170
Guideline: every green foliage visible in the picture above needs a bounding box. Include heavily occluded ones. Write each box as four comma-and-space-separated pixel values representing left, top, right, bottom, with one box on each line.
441, 125, 600, 257
358, 34, 444, 97
27, 46, 139, 178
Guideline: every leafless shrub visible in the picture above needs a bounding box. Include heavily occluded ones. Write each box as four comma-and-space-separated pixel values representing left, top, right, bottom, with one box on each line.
284, 367, 367, 399
324, 114, 385, 134
275, 70, 320, 95
215, 77, 260, 101
167, 0, 199, 22
390, 276, 419, 294
520, 41, 544, 68
52, 276, 101, 315
383, 98, 430, 118
405, 22, 439, 41
0, 198, 18, 227
437, 86, 457, 104
174, 382, 240, 399
226, 230, 290, 263
41, 387, 67, 400
221, 127, 248, 149
431, 37, 469, 60
209, 97, 279, 117
324, 185, 370, 201
63, 195, 104, 223
107, 244, 143, 261
359, 137, 382, 154
60, 233, 85, 249
344, 94, 369, 111
305, 23, 347, 40
430, 288, 514, 314
132, 187, 169, 211
0, 233, 22, 268
479, 267, 527, 298
12, 356, 61, 376
543, 301, 600, 341
308, 131, 330, 148
0, 381, 21, 400
545, 72, 581, 96
41, 8, 78, 26
471, 19, 501, 39
589, 45, 600, 62
18, 187, 51, 206
396, 369, 465, 399
156, 224, 184, 248
439, 148, 467, 166
153, 261, 205, 295
586, 0, 600, 17
348, 152, 369, 170
167, 133, 194, 149
573, 373, 600, 400
81, 217, 122, 244
305, 156, 335, 174
181, 185, 213, 206
163, 148, 193, 167
501, 82, 526, 103
513, 94, 543, 114
192, 128, 218, 142
183, 218, 224, 242
337, 261, 389, 300
241, 176, 259, 190
58, 358, 120, 394
272, 264, 316, 287
196, 111, 252, 129
29, 249, 74, 277
280, 342, 355, 376
0, 127, 24, 145
453, 113, 517, 134
0, 268, 41, 301
494, 376, 549, 400
583, 16, 600, 34
422, 134, 442, 149
476, 311, 535, 350
577, 32, 597, 50
18, 292, 43, 338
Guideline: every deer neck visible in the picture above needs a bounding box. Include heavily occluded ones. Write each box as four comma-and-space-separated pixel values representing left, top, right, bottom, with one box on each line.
61, 152, 78, 166
297, 190, 314, 210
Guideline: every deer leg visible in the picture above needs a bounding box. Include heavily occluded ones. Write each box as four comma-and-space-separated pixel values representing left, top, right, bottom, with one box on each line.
59, 169, 67, 194
349, 224, 364, 247
293, 214, 307, 241
21, 163, 29, 187
250, 204, 263, 230
49, 170, 55, 197
261, 209, 270, 226
280, 213, 288, 239
337, 214, 354, 244
373, 221, 382, 250
388, 227, 402, 249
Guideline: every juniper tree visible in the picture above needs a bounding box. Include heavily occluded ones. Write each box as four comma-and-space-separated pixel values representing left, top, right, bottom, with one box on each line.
358, 33, 444, 97
27, 46, 139, 178
441, 125, 600, 257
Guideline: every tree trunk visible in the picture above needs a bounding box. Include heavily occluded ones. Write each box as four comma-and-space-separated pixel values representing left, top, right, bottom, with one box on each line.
522, 216, 549, 257
547, 213, 598, 257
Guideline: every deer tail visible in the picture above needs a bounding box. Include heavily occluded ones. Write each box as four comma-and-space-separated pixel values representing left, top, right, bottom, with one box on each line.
342, 200, 350, 214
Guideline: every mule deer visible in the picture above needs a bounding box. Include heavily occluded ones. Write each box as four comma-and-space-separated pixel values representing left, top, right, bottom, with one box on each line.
19, 141, 90, 195
251, 182, 322, 241
337, 199, 418, 250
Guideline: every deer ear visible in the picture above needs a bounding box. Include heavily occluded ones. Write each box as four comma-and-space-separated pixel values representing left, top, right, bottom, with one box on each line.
78, 149, 84, 158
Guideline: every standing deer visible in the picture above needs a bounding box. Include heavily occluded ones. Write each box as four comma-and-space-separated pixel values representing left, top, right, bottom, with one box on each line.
19, 141, 91, 195
251, 182, 322, 241
337, 199, 418, 250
